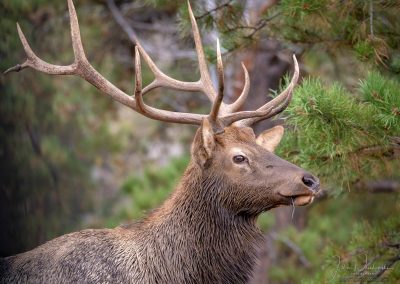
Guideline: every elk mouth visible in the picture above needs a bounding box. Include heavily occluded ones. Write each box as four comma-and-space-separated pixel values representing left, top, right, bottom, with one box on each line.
279, 193, 315, 206
292, 194, 315, 206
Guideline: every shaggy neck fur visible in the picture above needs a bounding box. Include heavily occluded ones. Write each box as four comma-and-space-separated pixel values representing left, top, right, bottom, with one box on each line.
124, 160, 264, 283
1, 159, 264, 284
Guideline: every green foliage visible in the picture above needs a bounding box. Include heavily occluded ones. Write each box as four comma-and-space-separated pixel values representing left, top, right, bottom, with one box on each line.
354, 40, 375, 61
267, 71, 400, 282
360, 71, 400, 130
278, 73, 399, 192
269, 0, 399, 69
105, 156, 190, 227
280, 0, 327, 17
142, 0, 181, 9
389, 53, 400, 73
177, 0, 248, 55
173, 0, 400, 71
0, 0, 120, 255
257, 213, 275, 231
269, 193, 400, 283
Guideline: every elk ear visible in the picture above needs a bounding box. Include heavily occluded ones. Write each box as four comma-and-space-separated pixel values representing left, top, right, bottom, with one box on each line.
192, 118, 216, 167
256, 125, 284, 153
201, 118, 216, 158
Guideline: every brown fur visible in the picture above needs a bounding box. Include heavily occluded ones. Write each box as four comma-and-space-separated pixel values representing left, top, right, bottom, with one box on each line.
0, 125, 318, 283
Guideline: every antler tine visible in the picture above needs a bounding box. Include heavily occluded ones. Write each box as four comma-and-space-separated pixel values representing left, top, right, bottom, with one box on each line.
133, 1, 221, 103
4, 23, 76, 76
136, 43, 204, 97
134, 46, 205, 125
4, 0, 87, 76
209, 39, 224, 122
225, 62, 250, 113
187, 1, 217, 98
220, 55, 299, 126
4, 0, 134, 108
68, 0, 87, 63
134, 47, 143, 109
238, 55, 299, 126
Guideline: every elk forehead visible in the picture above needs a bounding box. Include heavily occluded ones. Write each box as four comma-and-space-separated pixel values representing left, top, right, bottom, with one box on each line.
216, 126, 256, 145
230, 147, 248, 156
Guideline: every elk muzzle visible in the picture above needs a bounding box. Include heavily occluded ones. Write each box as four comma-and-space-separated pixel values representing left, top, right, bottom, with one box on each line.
279, 172, 320, 206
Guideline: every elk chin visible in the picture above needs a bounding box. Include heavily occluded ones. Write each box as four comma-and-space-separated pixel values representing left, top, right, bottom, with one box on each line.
293, 195, 314, 206
278, 192, 315, 207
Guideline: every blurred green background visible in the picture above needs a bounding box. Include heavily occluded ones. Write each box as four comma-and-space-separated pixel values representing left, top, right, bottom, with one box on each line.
0, 0, 399, 283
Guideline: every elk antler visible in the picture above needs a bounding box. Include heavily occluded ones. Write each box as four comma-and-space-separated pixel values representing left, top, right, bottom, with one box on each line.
221, 55, 299, 127
4, 0, 299, 129
209, 39, 224, 123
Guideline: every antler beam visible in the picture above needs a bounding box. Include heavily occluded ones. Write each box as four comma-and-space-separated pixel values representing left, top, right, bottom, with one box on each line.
134, 46, 206, 124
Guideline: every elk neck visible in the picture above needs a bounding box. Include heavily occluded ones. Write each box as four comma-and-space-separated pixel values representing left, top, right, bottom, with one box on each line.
151, 160, 262, 235
122, 160, 264, 282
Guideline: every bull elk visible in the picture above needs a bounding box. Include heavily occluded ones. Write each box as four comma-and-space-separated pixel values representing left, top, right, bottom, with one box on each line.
0, 0, 320, 283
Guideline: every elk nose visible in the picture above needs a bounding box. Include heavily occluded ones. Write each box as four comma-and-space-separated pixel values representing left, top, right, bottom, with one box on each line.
302, 173, 320, 192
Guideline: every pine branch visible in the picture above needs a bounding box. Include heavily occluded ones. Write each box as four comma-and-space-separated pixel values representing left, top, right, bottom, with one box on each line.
311, 144, 400, 162
369, 254, 400, 282
384, 243, 400, 249
107, 0, 139, 44
106, 0, 195, 59
270, 232, 311, 268
356, 255, 379, 277
195, 0, 234, 20
315, 179, 400, 201
354, 180, 400, 193
243, 12, 282, 39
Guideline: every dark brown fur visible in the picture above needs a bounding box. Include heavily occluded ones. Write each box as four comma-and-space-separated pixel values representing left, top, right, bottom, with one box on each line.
1, 125, 318, 283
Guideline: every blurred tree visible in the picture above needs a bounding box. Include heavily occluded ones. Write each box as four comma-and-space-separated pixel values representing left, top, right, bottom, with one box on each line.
0, 0, 121, 256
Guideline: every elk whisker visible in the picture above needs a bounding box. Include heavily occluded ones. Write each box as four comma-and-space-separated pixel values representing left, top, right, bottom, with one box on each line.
291, 197, 296, 220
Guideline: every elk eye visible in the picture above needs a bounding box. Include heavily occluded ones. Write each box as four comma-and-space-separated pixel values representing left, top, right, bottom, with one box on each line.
233, 155, 246, 164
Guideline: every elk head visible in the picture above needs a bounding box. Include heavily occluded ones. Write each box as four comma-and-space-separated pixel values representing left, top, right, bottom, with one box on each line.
5, 0, 319, 216
191, 122, 319, 216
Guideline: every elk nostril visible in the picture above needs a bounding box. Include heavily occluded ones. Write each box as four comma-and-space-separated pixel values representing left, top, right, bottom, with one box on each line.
302, 174, 319, 190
